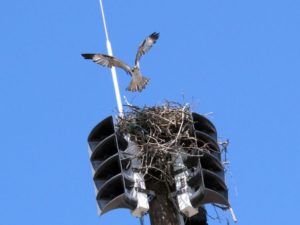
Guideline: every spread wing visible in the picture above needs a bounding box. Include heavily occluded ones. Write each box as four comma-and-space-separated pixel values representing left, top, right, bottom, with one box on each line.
81, 54, 132, 74
134, 32, 159, 67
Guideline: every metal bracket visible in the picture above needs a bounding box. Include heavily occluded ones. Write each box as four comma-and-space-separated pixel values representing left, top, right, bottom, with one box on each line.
131, 172, 150, 217
173, 155, 198, 218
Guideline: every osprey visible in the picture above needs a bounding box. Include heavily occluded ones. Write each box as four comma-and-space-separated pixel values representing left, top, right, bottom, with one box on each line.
82, 32, 159, 92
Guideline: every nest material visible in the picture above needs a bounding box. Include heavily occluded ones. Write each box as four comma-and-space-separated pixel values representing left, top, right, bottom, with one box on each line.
117, 102, 205, 184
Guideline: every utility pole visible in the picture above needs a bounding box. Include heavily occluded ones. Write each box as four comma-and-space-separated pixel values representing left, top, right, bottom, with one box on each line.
147, 180, 183, 225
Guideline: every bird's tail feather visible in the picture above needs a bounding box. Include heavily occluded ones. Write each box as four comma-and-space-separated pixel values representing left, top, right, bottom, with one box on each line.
126, 76, 149, 92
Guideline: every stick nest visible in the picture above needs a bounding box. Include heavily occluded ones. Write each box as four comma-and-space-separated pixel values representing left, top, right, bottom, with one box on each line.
116, 102, 205, 184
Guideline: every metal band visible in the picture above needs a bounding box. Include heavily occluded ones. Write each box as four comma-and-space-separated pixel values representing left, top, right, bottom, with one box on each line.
169, 188, 187, 198
135, 187, 155, 196
173, 167, 187, 176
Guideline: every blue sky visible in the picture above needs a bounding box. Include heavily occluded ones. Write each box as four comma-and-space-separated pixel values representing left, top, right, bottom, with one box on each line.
1, 0, 300, 224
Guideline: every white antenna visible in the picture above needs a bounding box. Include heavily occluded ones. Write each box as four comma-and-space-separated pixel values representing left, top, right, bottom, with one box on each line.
98, 0, 123, 117
98, 4, 150, 217
229, 206, 238, 223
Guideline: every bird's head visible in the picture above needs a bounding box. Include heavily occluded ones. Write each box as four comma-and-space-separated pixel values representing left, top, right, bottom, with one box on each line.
132, 66, 139, 73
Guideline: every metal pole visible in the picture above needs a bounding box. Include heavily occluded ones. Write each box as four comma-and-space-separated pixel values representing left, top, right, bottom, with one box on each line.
98, 0, 123, 117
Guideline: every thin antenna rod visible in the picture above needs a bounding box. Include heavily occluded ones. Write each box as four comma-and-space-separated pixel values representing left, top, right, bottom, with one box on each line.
229, 207, 238, 223
99, 0, 123, 117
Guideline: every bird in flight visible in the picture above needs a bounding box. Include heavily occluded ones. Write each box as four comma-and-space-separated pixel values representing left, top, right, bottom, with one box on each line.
82, 32, 159, 92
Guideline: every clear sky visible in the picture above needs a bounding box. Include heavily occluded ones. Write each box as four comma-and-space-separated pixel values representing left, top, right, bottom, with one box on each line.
1, 0, 299, 225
